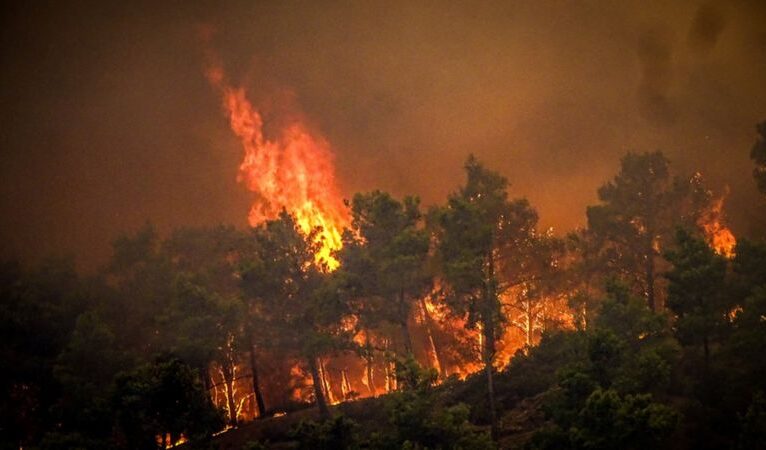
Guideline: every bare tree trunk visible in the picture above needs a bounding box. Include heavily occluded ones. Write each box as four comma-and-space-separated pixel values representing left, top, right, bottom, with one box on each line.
319, 358, 335, 404
383, 341, 397, 392
525, 299, 533, 347
482, 318, 498, 441
199, 364, 211, 393
341, 369, 351, 400
364, 332, 376, 396
308, 356, 331, 420
248, 342, 266, 418
484, 251, 499, 441
420, 298, 447, 378
365, 355, 376, 396
645, 236, 657, 312
221, 362, 238, 426
399, 289, 413, 355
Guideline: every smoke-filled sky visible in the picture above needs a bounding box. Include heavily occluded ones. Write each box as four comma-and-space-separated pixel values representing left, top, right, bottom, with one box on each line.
1, 0, 765, 270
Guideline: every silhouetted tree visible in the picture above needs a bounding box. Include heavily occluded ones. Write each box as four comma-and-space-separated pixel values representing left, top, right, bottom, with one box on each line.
0, 258, 88, 447
241, 212, 350, 420
112, 357, 223, 449
665, 229, 730, 376
339, 191, 431, 358
432, 155, 537, 439
586, 152, 712, 311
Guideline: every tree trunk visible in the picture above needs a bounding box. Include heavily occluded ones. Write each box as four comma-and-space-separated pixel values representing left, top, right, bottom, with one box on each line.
341, 369, 351, 400
525, 299, 533, 348
384, 342, 397, 392
482, 318, 499, 441
308, 356, 331, 420
221, 362, 238, 426
399, 289, 413, 355
319, 358, 335, 404
199, 363, 211, 393
248, 341, 266, 418
484, 251, 499, 441
645, 237, 657, 311
364, 333, 376, 396
420, 298, 447, 378
365, 355, 376, 396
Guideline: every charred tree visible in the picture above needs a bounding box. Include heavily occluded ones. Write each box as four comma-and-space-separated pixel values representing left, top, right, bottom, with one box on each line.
308, 356, 331, 420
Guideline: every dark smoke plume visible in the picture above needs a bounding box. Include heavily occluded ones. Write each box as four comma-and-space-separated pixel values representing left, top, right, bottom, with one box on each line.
688, 1, 726, 54
637, 27, 675, 125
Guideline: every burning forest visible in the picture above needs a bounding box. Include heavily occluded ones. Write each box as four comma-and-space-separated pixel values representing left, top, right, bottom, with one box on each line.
2, 2, 766, 450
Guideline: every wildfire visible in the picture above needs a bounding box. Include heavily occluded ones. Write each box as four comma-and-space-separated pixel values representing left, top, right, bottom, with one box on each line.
204, 62, 348, 270
699, 194, 736, 258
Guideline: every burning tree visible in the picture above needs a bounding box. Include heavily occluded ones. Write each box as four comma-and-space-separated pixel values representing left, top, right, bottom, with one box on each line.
339, 191, 432, 362
586, 151, 735, 311
205, 58, 349, 271
502, 230, 570, 352
240, 212, 352, 420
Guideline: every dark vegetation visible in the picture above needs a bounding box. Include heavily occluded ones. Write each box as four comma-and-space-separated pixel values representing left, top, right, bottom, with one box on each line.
2, 121, 766, 449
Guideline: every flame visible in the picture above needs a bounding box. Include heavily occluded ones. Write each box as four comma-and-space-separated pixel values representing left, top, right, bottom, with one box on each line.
698, 194, 736, 258
205, 63, 348, 270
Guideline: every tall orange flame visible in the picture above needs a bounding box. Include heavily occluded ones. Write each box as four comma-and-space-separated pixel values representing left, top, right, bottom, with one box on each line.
699, 194, 736, 258
205, 64, 348, 269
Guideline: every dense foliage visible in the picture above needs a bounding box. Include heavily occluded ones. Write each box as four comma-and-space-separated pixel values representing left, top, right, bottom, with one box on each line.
2, 135, 766, 449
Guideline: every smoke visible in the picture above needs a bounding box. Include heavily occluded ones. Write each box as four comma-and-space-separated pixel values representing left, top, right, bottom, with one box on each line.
1, 0, 765, 269
636, 27, 676, 125
688, 2, 726, 54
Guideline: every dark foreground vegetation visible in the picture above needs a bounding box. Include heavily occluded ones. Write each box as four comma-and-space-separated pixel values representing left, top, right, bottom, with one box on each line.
2, 122, 766, 449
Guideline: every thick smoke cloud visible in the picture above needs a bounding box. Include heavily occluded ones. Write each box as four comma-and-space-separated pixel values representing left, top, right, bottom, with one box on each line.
688, 1, 726, 53
1, 0, 765, 270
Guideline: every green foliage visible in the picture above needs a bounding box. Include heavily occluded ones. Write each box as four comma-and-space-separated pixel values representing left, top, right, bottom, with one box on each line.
395, 354, 438, 391
432, 155, 538, 438
751, 121, 766, 195
8, 150, 766, 450
375, 365, 495, 450
290, 415, 362, 450
51, 311, 128, 444
733, 238, 766, 291
112, 357, 223, 450
241, 212, 348, 357
524, 281, 681, 448
585, 152, 673, 307
339, 190, 431, 355
738, 391, 766, 450
434, 155, 537, 324
665, 229, 730, 353
572, 389, 679, 450
533, 390, 679, 450
0, 258, 90, 447
240, 212, 351, 418
585, 151, 715, 310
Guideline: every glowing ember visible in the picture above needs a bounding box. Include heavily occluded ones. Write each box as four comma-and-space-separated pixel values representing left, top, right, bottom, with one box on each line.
205, 64, 348, 270
698, 194, 736, 258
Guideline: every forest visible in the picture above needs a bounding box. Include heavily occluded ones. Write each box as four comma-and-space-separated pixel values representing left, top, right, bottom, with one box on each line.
1, 120, 765, 449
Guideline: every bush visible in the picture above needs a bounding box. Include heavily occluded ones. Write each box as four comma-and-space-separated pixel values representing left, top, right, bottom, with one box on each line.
289, 415, 361, 450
